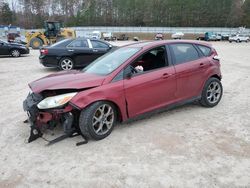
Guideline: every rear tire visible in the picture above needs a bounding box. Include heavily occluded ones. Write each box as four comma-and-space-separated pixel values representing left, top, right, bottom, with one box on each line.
200, 77, 223, 107
30, 37, 43, 49
59, 57, 74, 70
10, 49, 20, 57
79, 101, 117, 140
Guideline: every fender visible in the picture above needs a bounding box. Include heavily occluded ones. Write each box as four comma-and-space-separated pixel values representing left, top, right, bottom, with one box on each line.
70, 80, 128, 121
200, 61, 222, 92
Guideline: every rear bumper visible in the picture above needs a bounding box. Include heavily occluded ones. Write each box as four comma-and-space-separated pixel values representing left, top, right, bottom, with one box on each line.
39, 56, 59, 68
20, 48, 30, 54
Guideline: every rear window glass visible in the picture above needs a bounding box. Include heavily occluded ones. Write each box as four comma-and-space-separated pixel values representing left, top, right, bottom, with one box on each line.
50, 39, 71, 47
197, 45, 211, 57
170, 43, 200, 64
91, 40, 109, 48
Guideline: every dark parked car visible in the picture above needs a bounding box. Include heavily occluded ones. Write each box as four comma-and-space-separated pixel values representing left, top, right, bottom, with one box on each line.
155, 33, 164, 40
117, 34, 129, 41
7, 33, 27, 45
197, 32, 223, 41
24, 40, 223, 144
39, 38, 113, 70
7, 33, 20, 42
0, 39, 29, 57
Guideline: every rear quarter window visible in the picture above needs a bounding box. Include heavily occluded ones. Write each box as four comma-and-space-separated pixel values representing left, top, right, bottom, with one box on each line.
67, 40, 88, 48
197, 45, 211, 57
50, 39, 71, 47
91, 40, 109, 48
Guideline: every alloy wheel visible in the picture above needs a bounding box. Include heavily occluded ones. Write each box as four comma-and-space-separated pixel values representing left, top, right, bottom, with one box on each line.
92, 104, 114, 136
61, 59, 73, 70
206, 81, 222, 104
11, 50, 20, 57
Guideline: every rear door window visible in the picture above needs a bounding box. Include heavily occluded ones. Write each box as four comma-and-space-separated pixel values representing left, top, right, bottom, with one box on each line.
169, 43, 200, 65
197, 45, 211, 57
67, 40, 88, 48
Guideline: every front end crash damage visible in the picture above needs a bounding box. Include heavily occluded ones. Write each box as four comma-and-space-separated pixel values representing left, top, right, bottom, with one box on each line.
23, 92, 87, 145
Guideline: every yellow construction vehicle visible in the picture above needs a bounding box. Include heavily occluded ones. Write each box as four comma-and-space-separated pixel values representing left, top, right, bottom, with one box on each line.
26, 21, 76, 49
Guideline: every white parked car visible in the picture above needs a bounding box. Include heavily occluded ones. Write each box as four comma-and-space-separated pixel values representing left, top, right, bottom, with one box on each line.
171, 32, 184, 39
102, 32, 116, 41
229, 35, 249, 43
92, 31, 102, 39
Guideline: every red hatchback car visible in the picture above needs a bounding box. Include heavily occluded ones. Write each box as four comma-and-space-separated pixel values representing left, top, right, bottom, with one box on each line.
23, 40, 223, 143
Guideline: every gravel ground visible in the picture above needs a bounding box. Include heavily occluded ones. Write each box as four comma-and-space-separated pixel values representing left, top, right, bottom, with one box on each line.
0, 41, 250, 188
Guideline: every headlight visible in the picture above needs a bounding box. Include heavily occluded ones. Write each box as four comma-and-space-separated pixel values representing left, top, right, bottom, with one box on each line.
37, 92, 77, 109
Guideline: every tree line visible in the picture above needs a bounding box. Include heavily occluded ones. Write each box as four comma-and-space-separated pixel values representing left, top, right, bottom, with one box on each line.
0, 0, 250, 29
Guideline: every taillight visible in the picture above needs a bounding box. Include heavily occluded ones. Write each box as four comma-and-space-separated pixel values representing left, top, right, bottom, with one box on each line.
210, 47, 217, 55
40, 48, 48, 55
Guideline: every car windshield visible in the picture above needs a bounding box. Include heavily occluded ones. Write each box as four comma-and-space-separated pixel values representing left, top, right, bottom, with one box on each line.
82, 47, 141, 75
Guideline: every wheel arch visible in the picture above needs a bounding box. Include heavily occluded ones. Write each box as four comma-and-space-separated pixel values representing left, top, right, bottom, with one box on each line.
199, 69, 222, 96
9, 47, 19, 52
59, 56, 74, 63
81, 99, 123, 122
71, 95, 126, 123
210, 74, 221, 81
202, 73, 222, 88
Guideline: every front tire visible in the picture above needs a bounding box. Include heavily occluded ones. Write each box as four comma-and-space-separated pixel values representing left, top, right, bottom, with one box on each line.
59, 57, 74, 70
11, 49, 20, 57
30, 37, 43, 49
79, 101, 117, 140
200, 77, 223, 107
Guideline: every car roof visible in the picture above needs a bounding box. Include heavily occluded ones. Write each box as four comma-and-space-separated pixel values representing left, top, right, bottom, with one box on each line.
74, 37, 102, 40
75, 37, 111, 45
124, 40, 212, 49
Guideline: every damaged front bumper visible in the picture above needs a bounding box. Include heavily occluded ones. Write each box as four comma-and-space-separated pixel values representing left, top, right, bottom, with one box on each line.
23, 93, 75, 143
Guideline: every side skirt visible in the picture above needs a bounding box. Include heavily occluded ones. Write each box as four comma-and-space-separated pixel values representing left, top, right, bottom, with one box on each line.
123, 96, 201, 123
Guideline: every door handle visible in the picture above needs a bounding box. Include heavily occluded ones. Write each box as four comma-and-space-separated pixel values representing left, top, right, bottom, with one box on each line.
68, 49, 74, 52
162, 73, 172, 79
93, 49, 98, 52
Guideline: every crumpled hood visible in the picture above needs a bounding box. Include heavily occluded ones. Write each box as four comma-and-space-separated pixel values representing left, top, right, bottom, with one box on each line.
29, 70, 105, 93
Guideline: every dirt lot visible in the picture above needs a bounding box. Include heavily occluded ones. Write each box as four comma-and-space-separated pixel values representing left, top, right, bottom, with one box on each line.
0, 41, 250, 188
